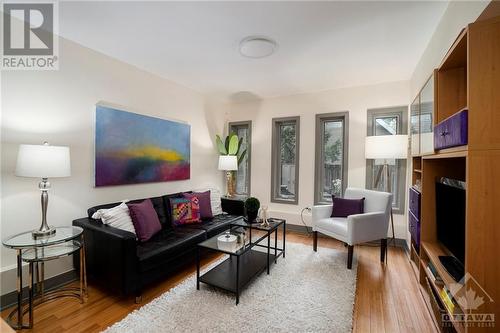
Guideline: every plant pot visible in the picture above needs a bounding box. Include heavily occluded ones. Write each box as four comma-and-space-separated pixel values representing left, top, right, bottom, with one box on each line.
246, 210, 258, 222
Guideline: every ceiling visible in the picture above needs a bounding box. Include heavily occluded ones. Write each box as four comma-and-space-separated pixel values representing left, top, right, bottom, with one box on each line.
59, 1, 448, 101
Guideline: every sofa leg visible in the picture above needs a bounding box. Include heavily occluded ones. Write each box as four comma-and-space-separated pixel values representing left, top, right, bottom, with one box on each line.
381, 238, 387, 263
313, 231, 318, 252
135, 294, 142, 304
347, 245, 354, 269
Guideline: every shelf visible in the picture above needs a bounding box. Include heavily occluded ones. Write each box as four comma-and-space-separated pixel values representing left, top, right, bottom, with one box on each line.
199, 250, 274, 293
439, 28, 468, 70
417, 284, 444, 333
408, 245, 420, 280
421, 242, 463, 300
422, 267, 466, 333
422, 148, 467, 160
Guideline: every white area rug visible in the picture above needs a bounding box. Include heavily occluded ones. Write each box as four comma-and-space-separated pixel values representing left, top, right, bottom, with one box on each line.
105, 242, 357, 333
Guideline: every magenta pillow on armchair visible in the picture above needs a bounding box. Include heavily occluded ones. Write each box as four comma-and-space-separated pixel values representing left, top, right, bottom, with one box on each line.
330, 195, 365, 218
127, 199, 162, 242
183, 191, 213, 219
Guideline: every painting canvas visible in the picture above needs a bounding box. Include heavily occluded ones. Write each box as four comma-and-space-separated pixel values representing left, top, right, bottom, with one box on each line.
95, 105, 190, 186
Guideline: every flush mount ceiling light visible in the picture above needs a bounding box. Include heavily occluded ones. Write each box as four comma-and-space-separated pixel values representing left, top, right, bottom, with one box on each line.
239, 36, 277, 58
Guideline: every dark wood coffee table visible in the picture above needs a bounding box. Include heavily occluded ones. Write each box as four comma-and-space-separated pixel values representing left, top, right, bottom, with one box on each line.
196, 218, 285, 305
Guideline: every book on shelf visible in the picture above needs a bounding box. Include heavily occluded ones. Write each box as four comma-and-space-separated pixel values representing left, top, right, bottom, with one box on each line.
426, 262, 444, 284
440, 287, 456, 314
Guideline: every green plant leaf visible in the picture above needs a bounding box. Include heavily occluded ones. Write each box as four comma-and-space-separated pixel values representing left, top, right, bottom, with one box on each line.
228, 134, 239, 155
237, 149, 247, 165
224, 135, 230, 153
216, 135, 227, 155
236, 137, 243, 155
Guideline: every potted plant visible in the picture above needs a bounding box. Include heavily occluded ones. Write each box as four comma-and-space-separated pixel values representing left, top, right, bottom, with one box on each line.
244, 197, 260, 222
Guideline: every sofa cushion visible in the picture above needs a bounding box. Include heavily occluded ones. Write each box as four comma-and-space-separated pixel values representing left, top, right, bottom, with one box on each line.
181, 214, 241, 238
161, 192, 187, 229
169, 197, 201, 226
137, 227, 206, 273
91, 202, 136, 235
184, 191, 213, 219
87, 196, 168, 226
315, 217, 348, 237
127, 199, 162, 242
331, 196, 365, 218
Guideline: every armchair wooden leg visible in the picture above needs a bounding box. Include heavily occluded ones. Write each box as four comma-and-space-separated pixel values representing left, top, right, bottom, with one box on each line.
381, 238, 387, 263
347, 245, 354, 269
313, 231, 318, 252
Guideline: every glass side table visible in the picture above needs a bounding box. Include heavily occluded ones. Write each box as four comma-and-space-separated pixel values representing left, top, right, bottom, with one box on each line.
2, 226, 88, 329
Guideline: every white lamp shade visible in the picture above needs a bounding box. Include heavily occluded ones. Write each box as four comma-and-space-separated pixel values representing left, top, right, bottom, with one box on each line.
365, 135, 408, 160
218, 155, 238, 171
15, 144, 71, 178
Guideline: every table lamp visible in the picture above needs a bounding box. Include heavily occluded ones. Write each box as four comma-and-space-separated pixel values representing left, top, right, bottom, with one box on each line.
218, 155, 238, 197
365, 134, 408, 241
15, 142, 71, 238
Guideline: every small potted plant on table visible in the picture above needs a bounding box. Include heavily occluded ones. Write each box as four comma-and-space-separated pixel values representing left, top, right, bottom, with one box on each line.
244, 197, 260, 223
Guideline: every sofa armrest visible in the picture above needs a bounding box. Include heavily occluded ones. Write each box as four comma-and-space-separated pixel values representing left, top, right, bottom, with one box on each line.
73, 218, 139, 296
312, 205, 333, 226
347, 212, 388, 245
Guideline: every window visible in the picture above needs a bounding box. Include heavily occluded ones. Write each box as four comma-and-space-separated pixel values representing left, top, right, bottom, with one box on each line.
366, 106, 407, 213
314, 112, 349, 204
228, 121, 252, 196
271, 117, 300, 204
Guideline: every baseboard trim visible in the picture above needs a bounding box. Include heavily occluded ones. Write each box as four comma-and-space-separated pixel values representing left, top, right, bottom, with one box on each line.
0, 270, 78, 311
287, 223, 407, 248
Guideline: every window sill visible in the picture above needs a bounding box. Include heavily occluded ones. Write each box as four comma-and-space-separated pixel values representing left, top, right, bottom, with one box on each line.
271, 198, 298, 205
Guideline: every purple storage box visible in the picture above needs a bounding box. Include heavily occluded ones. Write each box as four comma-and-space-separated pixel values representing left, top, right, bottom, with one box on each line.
434, 109, 468, 150
409, 211, 420, 250
409, 187, 421, 219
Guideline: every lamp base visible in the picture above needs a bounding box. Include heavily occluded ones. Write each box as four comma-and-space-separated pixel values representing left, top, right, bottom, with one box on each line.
32, 227, 56, 239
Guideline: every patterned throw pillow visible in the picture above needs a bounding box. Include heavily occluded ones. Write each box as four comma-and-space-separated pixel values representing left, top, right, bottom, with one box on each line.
170, 197, 201, 226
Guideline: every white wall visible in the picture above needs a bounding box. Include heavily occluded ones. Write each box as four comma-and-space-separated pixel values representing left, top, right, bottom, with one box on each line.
0, 38, 225, 295
410, 0, 489, 97
226, 81, 410, 238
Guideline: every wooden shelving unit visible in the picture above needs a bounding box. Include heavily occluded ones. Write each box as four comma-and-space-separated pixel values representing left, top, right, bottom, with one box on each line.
409, 15, 500, 333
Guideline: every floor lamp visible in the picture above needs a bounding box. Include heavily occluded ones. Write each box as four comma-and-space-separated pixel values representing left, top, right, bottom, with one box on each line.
365, 135, 408, 250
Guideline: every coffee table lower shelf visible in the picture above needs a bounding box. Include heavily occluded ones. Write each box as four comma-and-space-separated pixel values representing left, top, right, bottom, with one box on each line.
198, 249, 276, 304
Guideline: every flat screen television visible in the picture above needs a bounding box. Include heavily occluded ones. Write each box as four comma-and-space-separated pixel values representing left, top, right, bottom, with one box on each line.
436, 177, 466, 282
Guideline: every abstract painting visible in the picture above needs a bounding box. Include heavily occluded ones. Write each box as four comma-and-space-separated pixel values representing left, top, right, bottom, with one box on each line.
94, 105, 190, 186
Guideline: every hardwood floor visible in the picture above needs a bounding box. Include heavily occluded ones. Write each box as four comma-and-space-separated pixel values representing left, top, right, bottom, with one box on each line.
2, 231, 435, 333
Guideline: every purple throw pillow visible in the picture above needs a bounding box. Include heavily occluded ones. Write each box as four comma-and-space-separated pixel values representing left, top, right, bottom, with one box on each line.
127, 199, 162, 242
331, 195, 365, 218
183, 191, 213, 219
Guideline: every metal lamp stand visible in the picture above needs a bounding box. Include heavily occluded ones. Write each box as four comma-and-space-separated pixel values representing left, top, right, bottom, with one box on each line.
33, 178, 56, 239
374, 161, 396, 263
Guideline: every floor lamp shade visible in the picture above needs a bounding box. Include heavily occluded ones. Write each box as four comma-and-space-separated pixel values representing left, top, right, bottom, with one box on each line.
15, 143, 71, 238
15, 144, 71, 178
365, 135, 408, 160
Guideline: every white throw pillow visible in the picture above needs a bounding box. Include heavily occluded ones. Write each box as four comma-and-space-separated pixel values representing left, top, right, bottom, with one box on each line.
195, 187, 223, 215
92, 202, 136, 235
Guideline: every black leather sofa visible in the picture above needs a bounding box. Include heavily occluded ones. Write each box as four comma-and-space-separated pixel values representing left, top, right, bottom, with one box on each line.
72, 192, 242, 300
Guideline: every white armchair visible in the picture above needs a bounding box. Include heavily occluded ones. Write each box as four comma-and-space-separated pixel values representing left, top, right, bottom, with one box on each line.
312, 187, 392, 269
